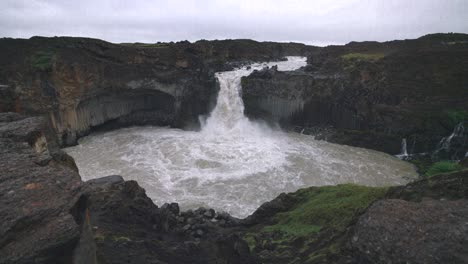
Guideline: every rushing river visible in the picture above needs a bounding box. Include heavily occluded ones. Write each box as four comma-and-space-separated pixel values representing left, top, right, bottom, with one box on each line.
65, 57, 417, 218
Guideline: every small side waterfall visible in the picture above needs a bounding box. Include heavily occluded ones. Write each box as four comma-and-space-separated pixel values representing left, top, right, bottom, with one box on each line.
430, 122, 467, 160
436, 122, 465, 152
434, 122, 465, 154
397, 122, 467, 160
396, 138, 409, 159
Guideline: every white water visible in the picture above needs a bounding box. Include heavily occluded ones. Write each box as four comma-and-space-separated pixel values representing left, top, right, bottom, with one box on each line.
66, 57, 417, 218
436, 122, 465, 152
396, 138, 409, 159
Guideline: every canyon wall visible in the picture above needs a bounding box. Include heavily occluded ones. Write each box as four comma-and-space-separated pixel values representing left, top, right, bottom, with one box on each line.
242, 33, 468, 156
0, 37, 316, 145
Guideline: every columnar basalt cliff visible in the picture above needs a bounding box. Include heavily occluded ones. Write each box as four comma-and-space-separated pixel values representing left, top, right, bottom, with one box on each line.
242, 33, 468, 156
0, 37, 316, 145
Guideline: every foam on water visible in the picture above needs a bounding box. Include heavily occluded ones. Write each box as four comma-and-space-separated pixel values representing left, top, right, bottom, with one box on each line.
66, 57, 417, 218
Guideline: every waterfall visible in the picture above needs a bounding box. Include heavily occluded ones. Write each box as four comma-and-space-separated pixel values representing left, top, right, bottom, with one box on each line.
396, 138, 409, 159
201, 57, 307, 136
436, 122, 465, 152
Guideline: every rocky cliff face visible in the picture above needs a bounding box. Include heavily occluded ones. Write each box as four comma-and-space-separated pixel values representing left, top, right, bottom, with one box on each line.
242, 33, 468, 156
0, 37, 316, 145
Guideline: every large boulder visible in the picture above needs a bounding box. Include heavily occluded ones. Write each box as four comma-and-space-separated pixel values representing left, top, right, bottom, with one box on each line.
0, 113, 84, 264
351, 198, 468, 264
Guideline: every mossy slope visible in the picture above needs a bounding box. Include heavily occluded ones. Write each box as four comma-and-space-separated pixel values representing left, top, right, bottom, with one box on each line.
244, 184, 388, 263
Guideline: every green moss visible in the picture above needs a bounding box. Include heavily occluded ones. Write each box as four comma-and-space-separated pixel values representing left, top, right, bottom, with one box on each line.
263, 222, 320, 236
425, 161, 463, 177
341, 53, 385, 61
408, 156, 434, 176
262, 184, 388, 237
112, 236, 132, 242
244, 185, 388, 263
444, 110, 468, 128
94, 233, 105, 242
30, 51, 55, 71
306, 243, 340, 263
242, 233, 256, 252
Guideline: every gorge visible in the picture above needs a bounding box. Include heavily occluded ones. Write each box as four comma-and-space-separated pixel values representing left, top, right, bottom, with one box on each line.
65, 57, 416, 218
1, 34, 468, 264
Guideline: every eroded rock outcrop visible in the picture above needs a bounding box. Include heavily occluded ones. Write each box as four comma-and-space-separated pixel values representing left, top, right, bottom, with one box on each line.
351, 199, 468, 264
350, 170, 468, 264
0, 113, 84, 263
82, 175, 254, 264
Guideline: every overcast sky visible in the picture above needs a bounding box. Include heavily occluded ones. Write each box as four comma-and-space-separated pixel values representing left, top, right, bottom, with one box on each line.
1, 0, 467, 46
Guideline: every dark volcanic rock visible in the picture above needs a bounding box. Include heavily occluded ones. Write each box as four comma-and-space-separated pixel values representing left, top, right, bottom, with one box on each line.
82, 175, 256, 264
241, 170, 468, 264
347, 170, 468, 264
0, 113, 84, 264
242, 33, 468, 155
386, 169, 468, 201
243, 192, 300, 226
351, 198, 468, 264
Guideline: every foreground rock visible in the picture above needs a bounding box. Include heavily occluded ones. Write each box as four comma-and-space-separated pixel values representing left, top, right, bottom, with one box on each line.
352, 199, 468, 263
240, 170, 468, 263
349, 170, 468, 263
82, 175, 253, 264
0, 113, 83, 263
